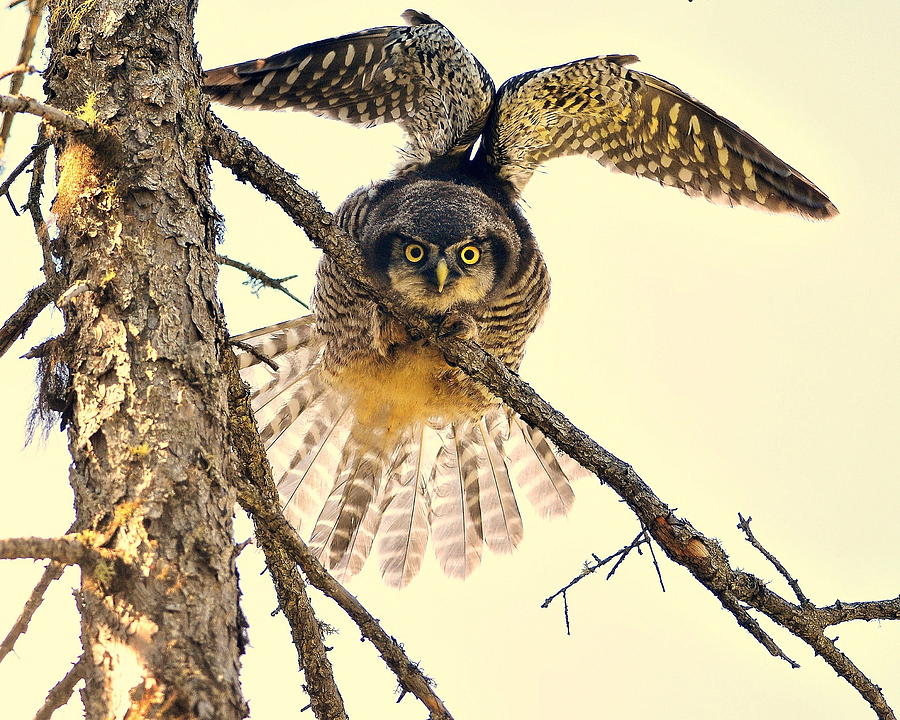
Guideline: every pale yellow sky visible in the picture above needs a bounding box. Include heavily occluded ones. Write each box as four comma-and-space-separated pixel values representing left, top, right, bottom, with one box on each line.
1, 2, 898, 718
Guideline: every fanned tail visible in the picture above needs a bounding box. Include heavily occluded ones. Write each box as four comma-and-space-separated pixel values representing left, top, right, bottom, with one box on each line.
232, 317, 589, 587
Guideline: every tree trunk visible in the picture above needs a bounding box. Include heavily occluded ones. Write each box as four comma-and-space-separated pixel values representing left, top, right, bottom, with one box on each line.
44, 2, 244, 717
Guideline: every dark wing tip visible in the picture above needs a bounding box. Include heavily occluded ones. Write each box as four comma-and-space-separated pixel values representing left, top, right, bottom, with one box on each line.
402, 9, 439, 26
605, 53, 640, 66
808, 198, 840, 220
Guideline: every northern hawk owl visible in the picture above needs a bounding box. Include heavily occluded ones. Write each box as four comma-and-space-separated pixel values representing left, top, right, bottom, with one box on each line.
205, 10, 836, 586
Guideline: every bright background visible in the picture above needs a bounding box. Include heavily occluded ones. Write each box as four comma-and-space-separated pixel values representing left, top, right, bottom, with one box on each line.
2, 1, 898, 718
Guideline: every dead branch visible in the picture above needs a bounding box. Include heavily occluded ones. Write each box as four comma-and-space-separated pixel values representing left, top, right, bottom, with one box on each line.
217, 253, 309, 309
542, 530, 648, 608
224, 351, 451, 720
0, 559, 65, 664
0, 0, 48, 161
0, 137, 49, 198
25, 126, 54, 277
0, 281, 56, 359
541, 529, 649, 634
0, 94, 91, 134
0, 535, 105, 565
0, 63, 36, 82
738, 513, 811, 606
33, 656, 85, 720
204, 110, 898, 720
229, 339, 278, 371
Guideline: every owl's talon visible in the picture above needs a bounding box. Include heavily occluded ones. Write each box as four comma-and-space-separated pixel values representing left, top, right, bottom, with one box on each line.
373, 315, 410, 356
437, 311, 479, 342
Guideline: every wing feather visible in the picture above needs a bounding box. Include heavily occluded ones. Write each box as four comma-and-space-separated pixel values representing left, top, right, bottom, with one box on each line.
204, 11, 494, 168
481, 55, 837, 218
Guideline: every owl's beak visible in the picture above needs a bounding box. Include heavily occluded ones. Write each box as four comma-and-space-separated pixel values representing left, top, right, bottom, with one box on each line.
435, 258, 449, 293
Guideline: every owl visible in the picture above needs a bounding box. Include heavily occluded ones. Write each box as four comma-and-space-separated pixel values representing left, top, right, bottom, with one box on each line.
206, 10, 836, 586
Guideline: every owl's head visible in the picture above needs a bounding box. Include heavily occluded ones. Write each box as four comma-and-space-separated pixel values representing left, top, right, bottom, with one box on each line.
357, 178, 524, 314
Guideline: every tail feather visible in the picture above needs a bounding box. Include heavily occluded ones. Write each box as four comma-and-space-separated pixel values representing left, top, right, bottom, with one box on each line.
429, 422, 484, 579
275, 401, 352, 530
234, 316, 319, 368
376, 427, 432, 588
472, 410, 523, 553
505, 412, 576, 518
309, 438, 385, 580
256, 369, 330, 447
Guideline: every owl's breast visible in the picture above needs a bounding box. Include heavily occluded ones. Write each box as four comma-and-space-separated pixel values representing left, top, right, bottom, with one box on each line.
326, 342, 492, 439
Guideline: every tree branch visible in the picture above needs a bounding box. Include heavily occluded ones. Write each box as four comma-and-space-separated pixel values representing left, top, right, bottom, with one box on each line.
738, 513, 811, 606
0, 0, 47, 162
0, 559, 65, 664
0, 137, 49, 200
0, 93, 91, 134
226, 354, 346, 720
33, 656, 85, 720
0, 535, 99, 565
0, 281, 56, 359
217, 253, 309, 309
224, 350, 452, 720
204, 111, 897, 719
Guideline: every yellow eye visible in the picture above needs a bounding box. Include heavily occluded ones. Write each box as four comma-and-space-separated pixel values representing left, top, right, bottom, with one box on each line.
459, 245, 480, 265
404, 243, 425, 263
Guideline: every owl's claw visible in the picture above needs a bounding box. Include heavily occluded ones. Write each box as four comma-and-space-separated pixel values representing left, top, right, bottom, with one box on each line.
437, 311, 479, 342
373, 315, 410, 356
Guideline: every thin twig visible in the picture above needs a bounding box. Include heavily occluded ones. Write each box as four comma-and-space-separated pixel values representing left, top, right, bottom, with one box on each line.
0, 138, 47, 200
217, 253, 309, 309
0, 0, 49, 161
32, 656, 85, 720
0, 560, 65, 664
0, 63, 36, 82
738, 513, 810, 606
205, 111, 898, 720
229, 339, 279, 371
642, 525, 666, 592
542, 530, 646, 611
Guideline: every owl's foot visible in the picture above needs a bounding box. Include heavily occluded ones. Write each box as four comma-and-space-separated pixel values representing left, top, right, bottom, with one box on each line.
373, 315, 410, 356
437, 311, 479, 342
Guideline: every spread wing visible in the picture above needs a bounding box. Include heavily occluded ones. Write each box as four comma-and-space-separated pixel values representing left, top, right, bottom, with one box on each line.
204, 10, 495, 170
480, 55, 837, 219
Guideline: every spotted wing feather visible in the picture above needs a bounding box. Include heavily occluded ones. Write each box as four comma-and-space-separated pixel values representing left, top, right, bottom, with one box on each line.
482, 55, 837, 218
204, 10, 495, 168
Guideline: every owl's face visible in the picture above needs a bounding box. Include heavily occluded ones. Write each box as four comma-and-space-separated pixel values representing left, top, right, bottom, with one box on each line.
360, 179, 522, 314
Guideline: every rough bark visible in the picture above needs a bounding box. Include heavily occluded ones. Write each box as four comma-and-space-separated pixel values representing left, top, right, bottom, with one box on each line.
42, 2, 244, 718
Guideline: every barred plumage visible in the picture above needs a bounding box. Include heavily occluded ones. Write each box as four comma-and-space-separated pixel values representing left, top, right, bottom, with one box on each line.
208, 10, 836, 586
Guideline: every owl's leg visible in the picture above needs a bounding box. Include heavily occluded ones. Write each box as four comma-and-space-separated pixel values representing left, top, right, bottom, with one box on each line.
372, 314, 410, 357
437, 310, 479, 342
